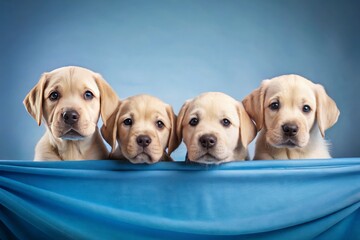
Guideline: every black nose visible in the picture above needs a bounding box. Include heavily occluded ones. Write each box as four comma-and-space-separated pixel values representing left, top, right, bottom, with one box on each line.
62, 110, 79, 125
282, 124, 298, 137
199, 134, 217, 149
136, 135, 152, 147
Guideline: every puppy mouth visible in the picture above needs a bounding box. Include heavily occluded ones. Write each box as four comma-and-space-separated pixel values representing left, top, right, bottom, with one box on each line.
131, 152, 154, 164
60, 129, 85, 140
191, 152, 225, 164
278, 139, 300, 148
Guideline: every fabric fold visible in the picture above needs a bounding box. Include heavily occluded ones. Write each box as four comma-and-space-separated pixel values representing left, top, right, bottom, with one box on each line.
1, 159, 359, 239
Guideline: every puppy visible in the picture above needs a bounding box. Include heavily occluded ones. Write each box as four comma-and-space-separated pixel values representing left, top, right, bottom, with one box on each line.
177, 92, 256, 164
23, 66, 119, 161
101, 94, 181, 164
242, 74, 340, 160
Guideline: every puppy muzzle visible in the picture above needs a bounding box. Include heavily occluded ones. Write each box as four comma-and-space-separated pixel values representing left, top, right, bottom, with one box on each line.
57, 110, 85, 140
279, 123, 301, 148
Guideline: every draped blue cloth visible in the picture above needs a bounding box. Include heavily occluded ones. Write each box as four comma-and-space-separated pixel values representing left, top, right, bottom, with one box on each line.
1, 158, 360, 240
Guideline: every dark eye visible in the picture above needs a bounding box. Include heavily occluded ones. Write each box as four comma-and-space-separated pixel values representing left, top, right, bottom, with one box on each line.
269, 101, 280, 110
303, 105, 311, 113
49, 91, 60, 101
221, 118, 231, 127
84, 91, 94, 100
123, 118, 132, 126
189, 118, 199, 126
156, 120, 165, 129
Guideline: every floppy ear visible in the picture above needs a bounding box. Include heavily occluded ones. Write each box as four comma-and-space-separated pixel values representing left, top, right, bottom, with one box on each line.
166, 104, 181, 155
23, 73, 49, 126
175, 99, 191, 146
237, 102, 257, 148
93, 73, 119, 127
242, 80, 269, 131
100, 103, 121, 153
314, 84, 340, 138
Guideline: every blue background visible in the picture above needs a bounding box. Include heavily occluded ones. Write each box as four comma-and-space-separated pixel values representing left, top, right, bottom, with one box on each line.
1, 0, 359, 160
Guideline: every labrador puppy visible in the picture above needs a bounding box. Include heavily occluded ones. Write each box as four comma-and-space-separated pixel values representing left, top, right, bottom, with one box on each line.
177, 92, 256, 164
23, 66, 119, 161
101, 94, 181, 164
242, 74, 340, 160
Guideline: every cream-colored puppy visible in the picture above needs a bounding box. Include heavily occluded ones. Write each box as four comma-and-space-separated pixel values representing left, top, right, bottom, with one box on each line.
101, 94, 181, 164
23, 66, 119, 161
243, 74, 340, 160
177, 92, 256, 164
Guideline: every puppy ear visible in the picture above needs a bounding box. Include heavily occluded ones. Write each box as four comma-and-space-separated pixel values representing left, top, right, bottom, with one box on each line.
100, 103, 121, 153
242, 80, 270, 131
237, 102, 257, 148
176, 99, 191, 145
93, 73, 119, 127
166, 104, 181, 155
315, 84, 340, 137
23, 73, 49, 126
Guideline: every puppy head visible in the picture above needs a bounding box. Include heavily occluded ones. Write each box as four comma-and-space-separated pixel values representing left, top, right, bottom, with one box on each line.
101, 94, 180, 164
177, 92, 256, 164
23, 66, 119, 140
242, 74, 340, 148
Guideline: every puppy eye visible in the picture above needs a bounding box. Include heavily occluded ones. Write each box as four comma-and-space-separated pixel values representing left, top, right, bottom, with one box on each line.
221, 118, 231, 127
189, 118, 199, 126
84, 91, 94, 100
156, 120, 165, 129
303, 105, 311, 113
49, 91, 60, 101
269, 101, 280, 110
123, 118, 133, 126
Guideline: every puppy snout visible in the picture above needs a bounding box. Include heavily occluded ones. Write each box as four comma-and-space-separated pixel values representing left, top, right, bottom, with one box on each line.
62, 110, 79, 125
199, 134, 217, 149
282, 124, 298, 137
136, 135, 152, 148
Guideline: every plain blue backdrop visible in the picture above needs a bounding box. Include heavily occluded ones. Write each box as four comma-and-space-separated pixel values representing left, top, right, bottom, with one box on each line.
1, 0, 359, 160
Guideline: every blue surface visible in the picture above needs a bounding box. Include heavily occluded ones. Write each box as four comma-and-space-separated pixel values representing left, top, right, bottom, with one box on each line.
1, 158, 360, 239
0, 0, 360, 160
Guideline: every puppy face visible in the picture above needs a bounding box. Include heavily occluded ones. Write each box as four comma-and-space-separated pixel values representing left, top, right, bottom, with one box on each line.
177, 92, 256, 164
24, 66, 119, 140
101, 95, 180, 164
243, 74, 340, 149
263, 78, 317, 148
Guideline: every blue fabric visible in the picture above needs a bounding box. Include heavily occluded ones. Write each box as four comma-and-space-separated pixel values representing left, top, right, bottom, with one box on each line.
1, 159, 360, 240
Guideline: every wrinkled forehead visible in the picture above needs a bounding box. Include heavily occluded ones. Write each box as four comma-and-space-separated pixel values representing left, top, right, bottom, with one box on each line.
265, 79, 316, 104
120, 97, 169, 120
45, 68, 99, 94
188, 96, 239, 120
